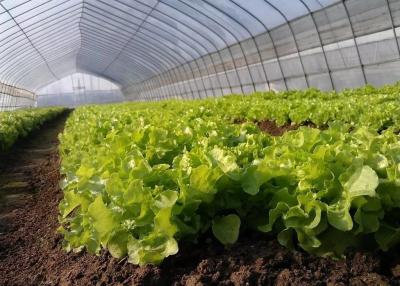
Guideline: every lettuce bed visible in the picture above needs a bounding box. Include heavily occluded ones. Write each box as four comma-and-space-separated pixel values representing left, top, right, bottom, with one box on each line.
0, 107, 65, 151
59, 86, 400, 266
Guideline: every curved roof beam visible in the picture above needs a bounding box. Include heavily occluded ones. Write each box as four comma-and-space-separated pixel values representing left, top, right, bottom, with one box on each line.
0, 0, 341, 91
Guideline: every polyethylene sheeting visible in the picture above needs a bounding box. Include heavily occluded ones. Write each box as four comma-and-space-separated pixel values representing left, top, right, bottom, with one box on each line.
0, 0, 399, 103
35, 73, 124, 107
0, 82, 36, 111
37, 90, 125, 107
124, 0, 400, 100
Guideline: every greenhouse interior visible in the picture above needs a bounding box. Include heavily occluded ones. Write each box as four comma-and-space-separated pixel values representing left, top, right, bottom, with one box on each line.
1, 0, 400, 285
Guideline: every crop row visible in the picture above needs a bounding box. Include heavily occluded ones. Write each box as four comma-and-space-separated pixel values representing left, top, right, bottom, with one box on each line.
59, 85, 400, 265
0, 107, 65, 151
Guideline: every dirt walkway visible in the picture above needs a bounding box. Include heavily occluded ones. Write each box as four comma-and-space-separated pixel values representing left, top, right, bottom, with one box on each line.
0, 112, 69, 223
0, 113, 399, 286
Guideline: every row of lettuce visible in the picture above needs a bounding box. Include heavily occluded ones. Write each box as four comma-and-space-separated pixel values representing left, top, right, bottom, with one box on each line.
0, 107, 65, 151
59, 85, 400, 265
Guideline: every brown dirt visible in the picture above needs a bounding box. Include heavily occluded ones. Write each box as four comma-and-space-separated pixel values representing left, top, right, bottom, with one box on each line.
0, 112, 69, 215
256, 120, 301, 136
0, 115, 399, 286
234, 119, 323, 136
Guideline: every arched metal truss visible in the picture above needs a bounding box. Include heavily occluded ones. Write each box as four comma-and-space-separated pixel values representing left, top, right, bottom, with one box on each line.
0, 82, 36, 111
0, 0, 400, 105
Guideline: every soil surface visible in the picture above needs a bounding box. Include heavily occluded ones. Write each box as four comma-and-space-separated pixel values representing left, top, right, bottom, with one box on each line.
1, 114, 400, 286
256, 120, 301, 136
234, 119, 323, 137
0, 112, 70, 218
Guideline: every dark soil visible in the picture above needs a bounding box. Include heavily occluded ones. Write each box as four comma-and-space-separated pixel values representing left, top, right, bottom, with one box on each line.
0, 114, 399, 286
0, 112, 70, 215
256, 120, 301, 136
234, 119, 323, 137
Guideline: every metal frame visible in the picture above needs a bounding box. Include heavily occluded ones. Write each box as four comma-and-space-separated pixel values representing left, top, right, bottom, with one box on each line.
385, 0, 400, 58
132, 0, 262, 98
1, 0, 398, 106
201, 0, 256, 94
231, 0, 283, 91
154, 0, 241, 96
124, 0, 245, 99
264, 0, 309, 89
0, 81, 36, 111
298, 0, 335, 90
342, 0, 367, 85
85, 0, 209, 98
1, 2, 65, 82
149, 0, 237, 97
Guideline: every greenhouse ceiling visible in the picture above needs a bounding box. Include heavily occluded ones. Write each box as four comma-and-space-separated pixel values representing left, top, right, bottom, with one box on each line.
0, 0, 339, 91
1, 0, 400, 102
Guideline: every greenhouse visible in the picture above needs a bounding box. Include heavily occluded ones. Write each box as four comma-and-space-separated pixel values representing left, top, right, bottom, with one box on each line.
1, 0, 400, 285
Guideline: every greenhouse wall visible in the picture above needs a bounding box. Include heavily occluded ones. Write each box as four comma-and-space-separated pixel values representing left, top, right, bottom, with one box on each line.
0, 82, 36, 111
124, 0, 400, 101
37, 90, 124, 107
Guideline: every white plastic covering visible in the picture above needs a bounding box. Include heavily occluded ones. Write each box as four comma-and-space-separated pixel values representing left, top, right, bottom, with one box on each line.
36, 73, 123, 107
0, 0, 399, 104
0, 82, 36, 111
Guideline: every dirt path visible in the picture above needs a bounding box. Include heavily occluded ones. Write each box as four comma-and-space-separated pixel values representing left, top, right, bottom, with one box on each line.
0, 113, 399, 286
0, 112, 69, 224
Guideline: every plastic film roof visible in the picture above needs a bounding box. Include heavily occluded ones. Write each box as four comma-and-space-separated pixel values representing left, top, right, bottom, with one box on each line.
0, 0, 339, 92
